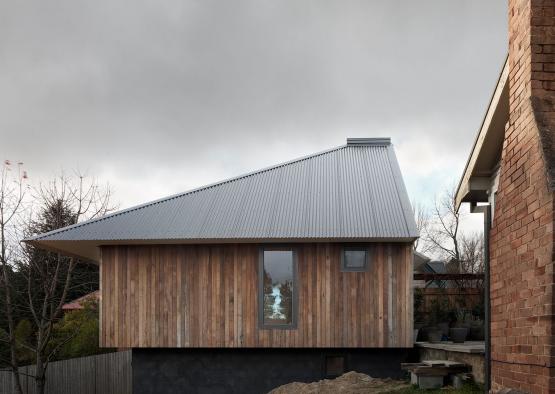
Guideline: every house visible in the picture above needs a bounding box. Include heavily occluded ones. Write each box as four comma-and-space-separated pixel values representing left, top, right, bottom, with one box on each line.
62, 290, 100, 312
413, 252, 461, 289
456, 0, 555, 392
25, 138, 418, 394
413, 251, 431, 288
413, 252, 450, 288
415, 259, 450, 289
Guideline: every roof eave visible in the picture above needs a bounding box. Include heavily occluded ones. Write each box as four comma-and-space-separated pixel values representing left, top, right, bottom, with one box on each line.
455, 55, 509, 211
29, 236, 418, 263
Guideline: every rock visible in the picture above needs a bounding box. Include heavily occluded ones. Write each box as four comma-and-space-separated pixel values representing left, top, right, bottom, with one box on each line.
268, 371, 410, 394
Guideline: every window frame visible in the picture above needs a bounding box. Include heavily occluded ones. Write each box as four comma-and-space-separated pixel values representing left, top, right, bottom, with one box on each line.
258, 245, 299, 330
341, 245, 371, 272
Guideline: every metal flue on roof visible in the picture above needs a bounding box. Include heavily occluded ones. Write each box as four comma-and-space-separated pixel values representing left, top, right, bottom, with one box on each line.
26, 138, 417, 257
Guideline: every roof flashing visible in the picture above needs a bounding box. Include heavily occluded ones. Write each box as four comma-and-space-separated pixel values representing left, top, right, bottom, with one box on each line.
346, 137, 391, 146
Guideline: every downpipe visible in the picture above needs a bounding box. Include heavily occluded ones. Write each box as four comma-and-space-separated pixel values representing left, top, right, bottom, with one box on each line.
471, 203, 491, 393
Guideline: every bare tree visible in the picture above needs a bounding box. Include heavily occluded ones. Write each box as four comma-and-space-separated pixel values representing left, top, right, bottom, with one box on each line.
422, 186, 462, 263
460, 233, 484, 274
459, 233, 485, 289
0, 161, 28, 394
21, 173, 114, 394
420, 185, 484, 289
413, 201, 429, 252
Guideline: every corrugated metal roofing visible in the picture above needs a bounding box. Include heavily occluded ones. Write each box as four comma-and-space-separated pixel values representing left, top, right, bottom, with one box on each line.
27, 139, 418, 245
425, 261, 447, 274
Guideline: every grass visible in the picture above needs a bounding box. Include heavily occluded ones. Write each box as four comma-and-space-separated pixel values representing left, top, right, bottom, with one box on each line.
386, 382, 484, 393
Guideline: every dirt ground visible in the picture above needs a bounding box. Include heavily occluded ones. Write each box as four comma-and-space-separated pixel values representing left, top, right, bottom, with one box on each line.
268, 371, 411, 394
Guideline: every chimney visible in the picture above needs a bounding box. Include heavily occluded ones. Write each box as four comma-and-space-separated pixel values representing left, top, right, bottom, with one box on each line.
509, 0, 555, 186
489, 1, 555, 393
346, 137, 391, 146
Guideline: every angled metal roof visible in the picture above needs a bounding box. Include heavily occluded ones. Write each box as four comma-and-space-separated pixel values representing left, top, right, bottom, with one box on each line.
425, 261, 447, 274
25, 138, 418, 261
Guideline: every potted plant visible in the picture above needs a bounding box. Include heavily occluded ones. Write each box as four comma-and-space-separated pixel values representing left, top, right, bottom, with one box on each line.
470, 299, 485, 340
428, 299, 449, 342
430, 298, 450, 339
413, 289, 426, 341
426, 299, 444, 343
450, 309, 469, 343
470, 318, 485, 341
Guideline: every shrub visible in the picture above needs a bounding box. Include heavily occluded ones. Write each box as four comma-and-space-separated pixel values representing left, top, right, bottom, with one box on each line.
49, 299, 111, 361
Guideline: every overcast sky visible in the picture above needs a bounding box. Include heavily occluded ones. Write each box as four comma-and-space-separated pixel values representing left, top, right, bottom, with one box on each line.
1, 1, 507, 223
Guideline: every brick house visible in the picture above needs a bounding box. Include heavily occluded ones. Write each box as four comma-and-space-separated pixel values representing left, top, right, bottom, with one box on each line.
456, 1, 555, 392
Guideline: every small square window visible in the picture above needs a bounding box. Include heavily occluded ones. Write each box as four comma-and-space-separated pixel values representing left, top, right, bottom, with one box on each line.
325, 355, 345, 377
341, 247, 369, 272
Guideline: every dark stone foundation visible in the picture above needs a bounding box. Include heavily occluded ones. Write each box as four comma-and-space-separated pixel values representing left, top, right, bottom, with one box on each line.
132, 348, 415, 394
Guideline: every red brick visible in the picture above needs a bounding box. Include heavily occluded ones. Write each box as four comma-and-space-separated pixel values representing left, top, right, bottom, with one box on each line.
491, 1, 555, 393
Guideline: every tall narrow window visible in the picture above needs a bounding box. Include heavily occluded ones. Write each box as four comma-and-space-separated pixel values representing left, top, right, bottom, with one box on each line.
259, 248, 297, 329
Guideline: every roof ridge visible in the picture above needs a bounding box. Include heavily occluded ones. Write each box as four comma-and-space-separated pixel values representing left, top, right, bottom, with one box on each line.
26, 143, 350, 241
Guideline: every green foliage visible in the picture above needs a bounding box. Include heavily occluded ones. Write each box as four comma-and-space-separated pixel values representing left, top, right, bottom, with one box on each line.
14, 320, 34, 364
14, 319, 32, 341
413, 289, 425, 323
0, 195, 102, 368
454, 308, 468, 323
0, 265, 31, 339
472, 289, 485, 320
0, 328, 10, 367
25, 199, 99, 310
49, 299, 111, 361
1, 301, 109, 366
0, 320, 34, 367
428, 297, 451, 325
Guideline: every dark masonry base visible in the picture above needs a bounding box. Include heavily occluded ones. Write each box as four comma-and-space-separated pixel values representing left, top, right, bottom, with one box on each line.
132, 348, 416, 394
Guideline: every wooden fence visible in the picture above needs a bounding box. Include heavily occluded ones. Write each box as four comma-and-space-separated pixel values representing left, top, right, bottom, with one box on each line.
0, 351, 131, 394
418, 288, 482, 314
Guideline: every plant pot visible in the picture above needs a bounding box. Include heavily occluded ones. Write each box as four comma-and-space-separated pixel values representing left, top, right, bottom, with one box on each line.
437, 322, 450, 337
453, 322, 471, 340
414, 323, 425, 341
427, 328, 443, 343
470, 324, 484, 341
450, 327, 468, 343
418, 326, 428, 341
414, 322, 425, 330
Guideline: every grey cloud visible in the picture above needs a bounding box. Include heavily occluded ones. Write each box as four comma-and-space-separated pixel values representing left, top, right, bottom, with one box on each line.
0, 0, 507, 207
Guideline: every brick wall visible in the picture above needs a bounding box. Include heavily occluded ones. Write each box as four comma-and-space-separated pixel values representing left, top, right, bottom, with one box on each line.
490, 1, 555, 392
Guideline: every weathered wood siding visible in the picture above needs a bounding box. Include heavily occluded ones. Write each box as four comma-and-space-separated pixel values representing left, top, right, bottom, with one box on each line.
100, 243, 413, 348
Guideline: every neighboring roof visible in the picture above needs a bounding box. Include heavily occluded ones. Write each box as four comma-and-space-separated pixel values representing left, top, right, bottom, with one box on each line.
425, 261, 447, 274
413, 251, 431, 272
455, 56, 509, 209
25, 138, 418, 261
62, 290, 100, 311
423, 261, 449, 289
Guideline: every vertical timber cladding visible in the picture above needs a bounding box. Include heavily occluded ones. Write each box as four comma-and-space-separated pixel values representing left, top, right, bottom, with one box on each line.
100, 243, 413, 348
